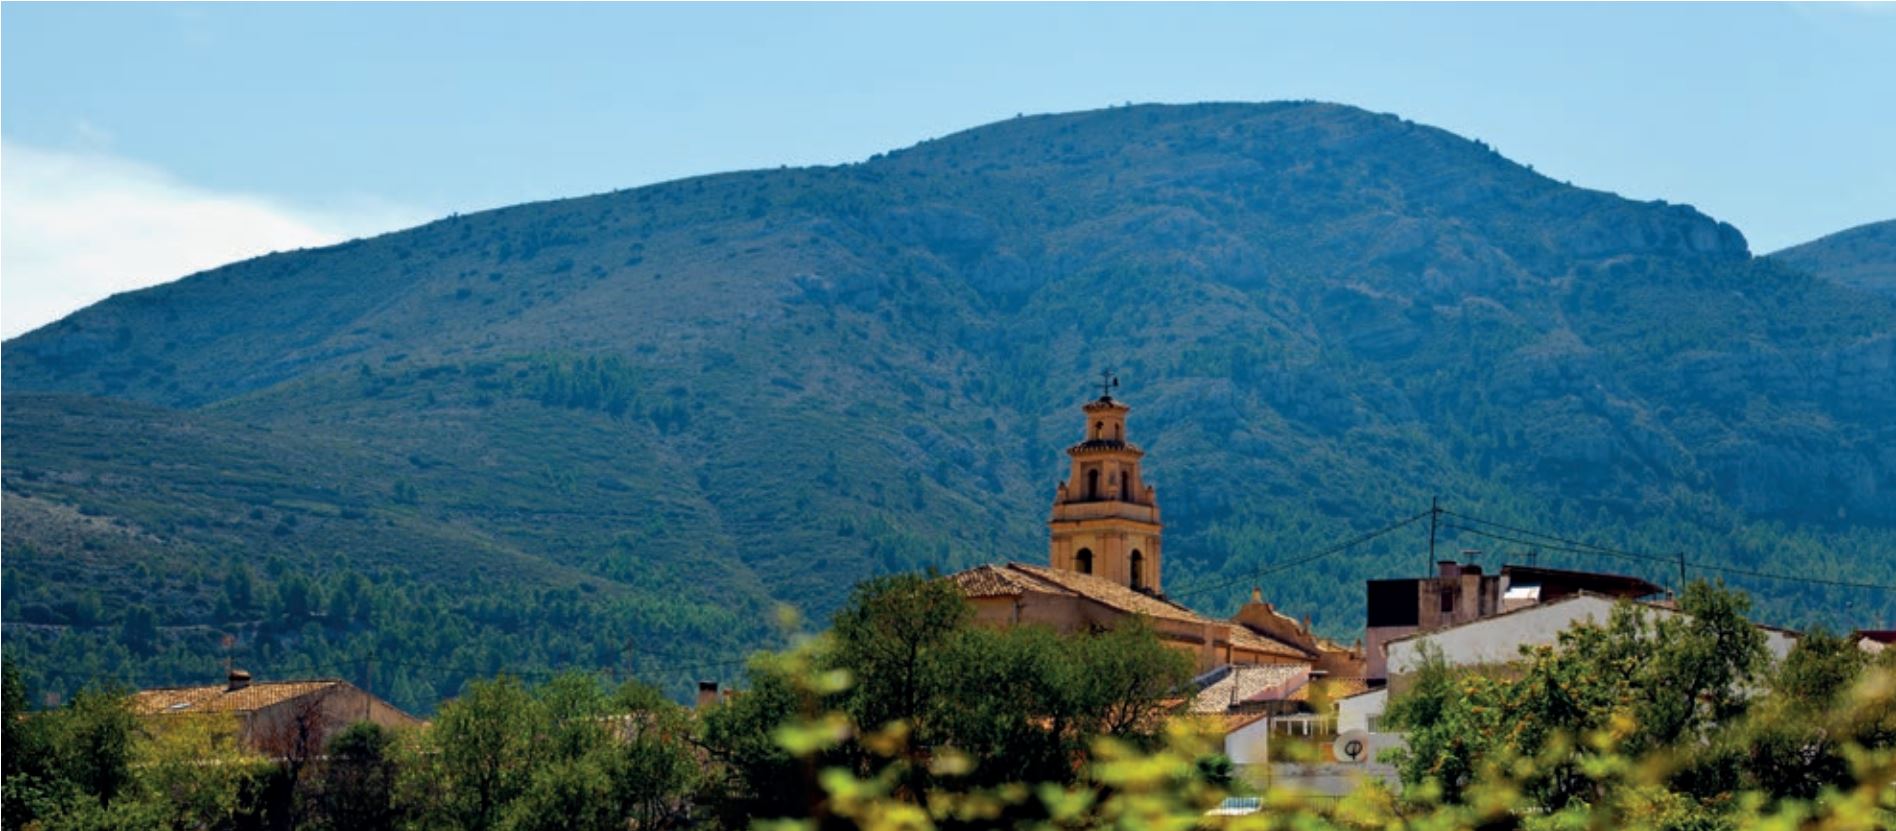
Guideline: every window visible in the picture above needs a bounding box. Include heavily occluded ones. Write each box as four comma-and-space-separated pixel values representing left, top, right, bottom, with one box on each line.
1130, 549, 1145, 590
1086, 468, 1101, 500
1076, 548, 1094, 575
1440, 589, 1455, 614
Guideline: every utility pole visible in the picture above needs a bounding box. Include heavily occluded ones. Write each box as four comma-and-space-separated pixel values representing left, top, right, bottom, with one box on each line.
1427, 496, 1440, 575
1677, 551, 1688, 595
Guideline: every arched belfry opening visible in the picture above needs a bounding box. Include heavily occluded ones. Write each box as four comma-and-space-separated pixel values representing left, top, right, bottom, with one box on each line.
1048, 376, 1163, 593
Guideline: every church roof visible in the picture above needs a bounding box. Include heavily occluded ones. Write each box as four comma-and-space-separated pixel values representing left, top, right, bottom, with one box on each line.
948, 563, 1312, 662
949, 564, 1079, 599
1010, 563, 1225, 628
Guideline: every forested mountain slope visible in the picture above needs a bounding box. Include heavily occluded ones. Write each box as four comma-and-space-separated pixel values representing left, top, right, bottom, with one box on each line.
7, 102, 1895, 709
1771, 219, 1896, 297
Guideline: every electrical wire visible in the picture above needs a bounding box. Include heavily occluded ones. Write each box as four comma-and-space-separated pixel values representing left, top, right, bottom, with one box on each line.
1441, 516, 1896, 592
1166, 508, 1433, 601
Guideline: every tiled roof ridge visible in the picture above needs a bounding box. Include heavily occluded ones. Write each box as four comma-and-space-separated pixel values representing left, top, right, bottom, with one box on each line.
1235, 623, 1320, 659
1007, 563, 1210, 625
136, 677, 346, 692
1239, 671, 1310, 705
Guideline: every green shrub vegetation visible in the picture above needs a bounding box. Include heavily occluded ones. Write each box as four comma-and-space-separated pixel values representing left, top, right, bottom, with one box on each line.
5, 577, 1892, 830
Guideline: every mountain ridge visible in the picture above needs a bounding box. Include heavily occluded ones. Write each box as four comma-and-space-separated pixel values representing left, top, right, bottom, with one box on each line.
1769, 218, 1896, 297
5, 101, 1893, 709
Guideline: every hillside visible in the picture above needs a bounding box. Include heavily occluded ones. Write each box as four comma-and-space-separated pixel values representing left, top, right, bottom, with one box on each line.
7, 101, 1896, 709
1770, 219, 1896, 297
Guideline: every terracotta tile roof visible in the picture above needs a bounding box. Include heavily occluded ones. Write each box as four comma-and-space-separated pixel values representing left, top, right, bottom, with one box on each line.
1227, 627, 1316, 661
951, 563, 1316, 661
130, 680, 343, 716
949, 564, 1078, 599
1008, 563, 1212, 627
1186, 664, 1309, 714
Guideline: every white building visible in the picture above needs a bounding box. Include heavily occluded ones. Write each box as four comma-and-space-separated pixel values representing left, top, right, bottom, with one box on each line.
1361, 592, 1800, 726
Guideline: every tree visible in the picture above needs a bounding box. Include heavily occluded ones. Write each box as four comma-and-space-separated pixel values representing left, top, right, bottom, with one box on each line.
313, 722, 402, 831
1636, 579, 1768, 750
3, 658, 49, 829
44, 686, 139, 808
605, 680, 701, 830
497, 755, 620, 831
829, 571, 970, 734
1383, 641, 1499, 803
253, 694, 341, 828
1384, 581, 1858, 818
225, 564, 256, 612
119, 604, 160, 656
278, 573, 319, 622
699, 653, 820, 824
1066, 617, 1193, 739
131, 713, 270, 830
411, 676, 537, 830
1732, 628, 1873, 801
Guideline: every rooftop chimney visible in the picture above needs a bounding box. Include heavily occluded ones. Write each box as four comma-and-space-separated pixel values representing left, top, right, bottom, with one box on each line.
1250, 586, 1263, 604
1437, 561, 1460, 579
227, 668, 252, 692
696, 681, 719, 710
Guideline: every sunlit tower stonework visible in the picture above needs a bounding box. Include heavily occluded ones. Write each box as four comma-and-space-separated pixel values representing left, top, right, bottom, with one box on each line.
1048, 389, 1164, 594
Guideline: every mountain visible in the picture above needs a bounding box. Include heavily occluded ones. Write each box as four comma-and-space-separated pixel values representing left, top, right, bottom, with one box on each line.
7, 102, 1896, 710
1770, 219, 1896, 297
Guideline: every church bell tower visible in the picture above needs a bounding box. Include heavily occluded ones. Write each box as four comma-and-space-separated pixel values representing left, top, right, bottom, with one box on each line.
1049, 382, 1163, 593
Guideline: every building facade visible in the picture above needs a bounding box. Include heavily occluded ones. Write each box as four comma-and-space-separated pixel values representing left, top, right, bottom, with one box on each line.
1364, 560, 1665, 682
129, 670, 420, 757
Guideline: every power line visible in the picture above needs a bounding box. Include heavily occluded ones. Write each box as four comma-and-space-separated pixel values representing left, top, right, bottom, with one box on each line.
1441, 518, 1896, 592
1441, 510, 1671, 562
1166, 509, 1433, 601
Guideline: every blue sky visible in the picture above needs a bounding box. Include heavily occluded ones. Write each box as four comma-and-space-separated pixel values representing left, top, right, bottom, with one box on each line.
4, 2, 1893, 336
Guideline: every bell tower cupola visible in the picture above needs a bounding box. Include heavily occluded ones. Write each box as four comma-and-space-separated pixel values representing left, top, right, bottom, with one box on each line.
1049, 377, 1163, 593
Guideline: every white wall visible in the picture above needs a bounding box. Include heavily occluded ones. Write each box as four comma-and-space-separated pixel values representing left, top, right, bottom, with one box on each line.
1385, 595, 1619, 676
1336, 688, 1387, 734
1386, 596, 1798, 676
1360, 596, 1798, 737
1225, 716, 1271, 766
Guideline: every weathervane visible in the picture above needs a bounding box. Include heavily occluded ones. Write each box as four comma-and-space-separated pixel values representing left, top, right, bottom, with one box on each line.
1098, 369, 1119, 400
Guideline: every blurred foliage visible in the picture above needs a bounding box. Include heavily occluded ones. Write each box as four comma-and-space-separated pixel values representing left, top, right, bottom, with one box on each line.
5, 576, 1894, 830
